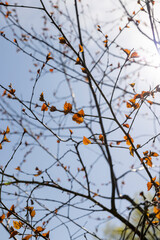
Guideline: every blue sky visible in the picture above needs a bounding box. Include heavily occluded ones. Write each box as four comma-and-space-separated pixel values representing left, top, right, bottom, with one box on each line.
1, 1, 160, 239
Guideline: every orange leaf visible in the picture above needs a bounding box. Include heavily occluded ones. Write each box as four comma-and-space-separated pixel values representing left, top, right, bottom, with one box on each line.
30, 209, 36, 218
99, 134, 104, 142
126, 102, 132, 108
6, 126, 10, 134
147, 100, 153, 105
35, 226, 45, 232
125, 114, 132, 119
150, 152, 159, 157
129, 146, 134, 157
152, 176, 156, 182
49, 68, 54, 72
153, 207, 160, 219
69, 129, 73, 135
136, 20, 140, 25
81, 67, 87, 73
72, 115, 83, 124
46, 52, 53, 61
147, 182, 152, 191
13, 220, 23, 230
83, 136, 91, 145
129, 99, 136, 104
75, 57, 80, 65
2, 90, 6, 96
34, 170, 42, 177
133, 103, 140, 109
129, 83, 135, 88
0, 214, 5, 223
41, 103, 48, 111
123, 49, 131, 56
145, 157, 152, 167
15, 166, 21, 171
72, 109, 84, 124
25, 206, 34, 211
79, 44, 83, 52
3, 135, 10, 142
77, 109, 84, 117
124, 135, 134, 146
64, 102, 72, 115
42, 231, 50, 238
7, 205, 14, 218
123, 123, 129, 128
143, 150, 148, 156
0, 143, 2, 150
22, 235, 33, 240
131, 51, 139, 58
59, 37, 66, 44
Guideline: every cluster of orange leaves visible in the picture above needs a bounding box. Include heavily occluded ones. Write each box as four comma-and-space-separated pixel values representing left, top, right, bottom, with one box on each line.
2, 84, 16, 99
141, 150, 159, 167
122, 49, 139, 58
83, 134, 104, 145
0, 204, 50, 239
126, 98, 140, 110
153, 206, 160, 220
124, 134, 134, 146
124, 134, 134, 156
40, 99, 85, 124
40, 93, 57, 112
126, 90, 153, 110
0, 126, 10, 149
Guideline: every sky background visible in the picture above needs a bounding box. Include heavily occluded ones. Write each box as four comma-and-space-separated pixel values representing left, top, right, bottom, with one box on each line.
1, 0, 160, 239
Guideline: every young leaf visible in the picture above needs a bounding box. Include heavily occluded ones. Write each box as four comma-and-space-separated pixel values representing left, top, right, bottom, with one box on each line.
123, 123, 129, 128
64, 102, 72, 115
22, 235, 33, 240
41, 103, 48, 111
150, 152, 159, 157
79, 44, 83, 52
42, 231, 50, 238
30, 209, 36, 218
129, 146, 134, 156
81, 67, 87, 73
147, 182, 152, 191
72, 109, 84, 124
13, 220, 23, 230
7, 205, 15, 218
39, 92, 44, 102
35, 226, 45, 232
83, 136, 91, 145
99, 134, 104, 142
59, 37, 66, 44
122, 48, 131, 56
0, 214, 5, 223
131, 51, 139, 58
6, 126, 10, 134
